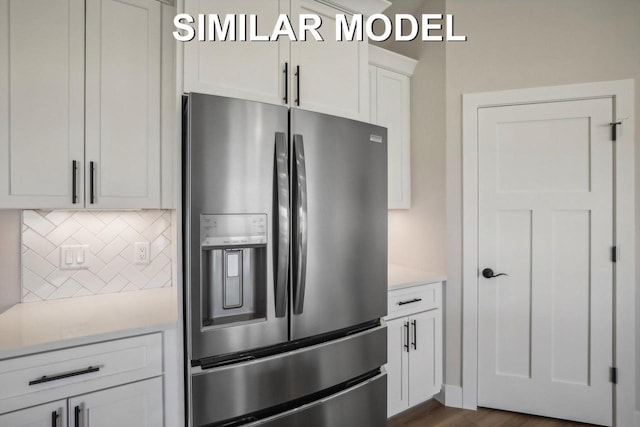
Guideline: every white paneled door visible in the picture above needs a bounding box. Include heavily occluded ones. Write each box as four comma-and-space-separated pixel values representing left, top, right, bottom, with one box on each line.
477, 98, 614, 426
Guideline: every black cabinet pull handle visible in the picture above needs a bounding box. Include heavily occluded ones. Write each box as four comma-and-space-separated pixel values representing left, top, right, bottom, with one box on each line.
482, 268, 508, 279
411, 319, 417, 350
404, 321, 410, 352
29, 366, 100, 386
283, 62, 289, 104
74, 405, 81, 427
72, 160, 78, 204
397, 298, 422, 306
51, 410, 58, 427
89, 161, 96, 204
295, 65, 300, 106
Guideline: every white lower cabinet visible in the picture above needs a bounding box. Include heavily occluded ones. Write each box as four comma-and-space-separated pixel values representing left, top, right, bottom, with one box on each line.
0, 400, 66, 427
0, 379, 161, 427
0, 334, 163, 427
69, 377, 162, 427
386, 282, 443, 417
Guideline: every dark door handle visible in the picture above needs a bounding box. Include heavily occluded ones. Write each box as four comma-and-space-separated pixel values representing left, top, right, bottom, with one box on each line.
482, 268, 507, 279
51, 410, 58, 427
283, 62, 289, 104
89, 161, 95, 204
411, 319, 417, 350
29, 366, 100, 385
294, 65, 300, 106
71, 160, 78, 204
397, 298, 422, 306
404, 321, 410, 352
74, 405, 81, 427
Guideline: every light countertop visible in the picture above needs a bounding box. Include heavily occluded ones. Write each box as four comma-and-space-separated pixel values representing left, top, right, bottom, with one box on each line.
0, 287, 177, 360
388, 264, 446, 291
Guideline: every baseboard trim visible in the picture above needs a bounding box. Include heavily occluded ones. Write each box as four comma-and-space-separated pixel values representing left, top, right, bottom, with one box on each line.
441, 384, 463, 408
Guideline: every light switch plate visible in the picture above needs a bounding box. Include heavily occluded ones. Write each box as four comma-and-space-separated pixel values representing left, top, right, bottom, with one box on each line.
60, 244, 90, 270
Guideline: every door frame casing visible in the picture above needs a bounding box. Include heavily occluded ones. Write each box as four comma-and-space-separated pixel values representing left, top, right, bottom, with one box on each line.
461, 79, 635, 426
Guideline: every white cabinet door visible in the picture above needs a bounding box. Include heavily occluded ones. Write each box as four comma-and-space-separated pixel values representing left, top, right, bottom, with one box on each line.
386, 317, 409, 417
69, 377, 163, 427
0, 0, 85, 209
290, 0, 369, 121
85, 0, 162, 208
0, 400, 66, 427
408, 310, 442, 406
183, 0, 290, 106
371, 66, 411, 209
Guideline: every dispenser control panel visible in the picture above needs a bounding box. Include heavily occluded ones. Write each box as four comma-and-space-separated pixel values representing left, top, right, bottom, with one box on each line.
201, 214, 267, 247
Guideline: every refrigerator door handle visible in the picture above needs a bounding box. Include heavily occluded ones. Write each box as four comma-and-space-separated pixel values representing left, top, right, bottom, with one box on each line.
274, 132, 289, 318
293, 134, 308, 315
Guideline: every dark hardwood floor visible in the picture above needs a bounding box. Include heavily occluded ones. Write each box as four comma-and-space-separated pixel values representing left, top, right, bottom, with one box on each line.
388, 400, 598, 427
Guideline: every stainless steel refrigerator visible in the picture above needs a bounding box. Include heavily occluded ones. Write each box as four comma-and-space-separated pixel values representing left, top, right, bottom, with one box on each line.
183, 93, 388, 427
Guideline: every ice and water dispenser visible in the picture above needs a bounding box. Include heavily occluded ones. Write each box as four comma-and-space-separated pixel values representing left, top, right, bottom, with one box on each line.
200, 214, 267, 327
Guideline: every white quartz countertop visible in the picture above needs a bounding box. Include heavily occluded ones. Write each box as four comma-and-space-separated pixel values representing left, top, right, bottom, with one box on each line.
0, 287, 177, 360
388, 264, 446, 290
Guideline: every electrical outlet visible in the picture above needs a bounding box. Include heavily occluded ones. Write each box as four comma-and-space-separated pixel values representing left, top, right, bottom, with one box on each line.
60, 244, 90, 270
134, 242, 150, 265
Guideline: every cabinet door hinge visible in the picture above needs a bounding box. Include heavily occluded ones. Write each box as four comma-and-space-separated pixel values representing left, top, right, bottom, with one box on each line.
611, 246, 619, 263
610, 121, 622, 141
610, 367, 618, 384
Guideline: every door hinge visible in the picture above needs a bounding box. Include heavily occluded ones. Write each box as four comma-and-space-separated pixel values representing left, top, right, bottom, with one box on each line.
611, 246, 619, 263
610, 367, 618, 384
610, 121, 622, 141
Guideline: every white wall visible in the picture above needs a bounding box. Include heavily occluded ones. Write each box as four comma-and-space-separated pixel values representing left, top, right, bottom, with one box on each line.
380, 0, 640, 410
0, 211, 21, 313
445, 0, 640, 407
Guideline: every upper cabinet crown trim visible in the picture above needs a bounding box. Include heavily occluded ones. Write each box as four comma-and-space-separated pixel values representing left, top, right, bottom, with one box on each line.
315, 0, 390, 17
369, 45, 418, 76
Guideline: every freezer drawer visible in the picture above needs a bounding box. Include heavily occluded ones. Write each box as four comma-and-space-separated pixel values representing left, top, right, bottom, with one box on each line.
252, 372, 387, 427
190, 325, 386, 427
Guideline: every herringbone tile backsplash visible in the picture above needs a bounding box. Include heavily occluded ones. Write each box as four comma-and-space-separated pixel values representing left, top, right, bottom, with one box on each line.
22, 210, 174, 302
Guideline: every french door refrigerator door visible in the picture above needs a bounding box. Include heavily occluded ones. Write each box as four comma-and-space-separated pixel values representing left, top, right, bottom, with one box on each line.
289, 109, 388, 340
185, 93, 289, 361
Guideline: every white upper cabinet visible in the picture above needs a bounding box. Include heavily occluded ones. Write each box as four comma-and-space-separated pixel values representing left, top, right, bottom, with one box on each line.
85, 0, 162, 208
183, 0, 290, 106
0, 0, 85, 209
369, 45, 417, 209
290, 0, 369, 121
182, 0, 370, 121
0, 0, 169, 209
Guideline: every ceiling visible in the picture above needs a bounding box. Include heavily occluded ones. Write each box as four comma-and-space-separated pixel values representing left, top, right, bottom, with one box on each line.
384, 0, 427, 16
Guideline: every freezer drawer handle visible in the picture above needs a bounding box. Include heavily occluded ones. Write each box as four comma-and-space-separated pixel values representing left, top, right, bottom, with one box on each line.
292, 134, 308, 315
397, 298, 422, 306
274, 132, 289, 317
29, 366, 101, 386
